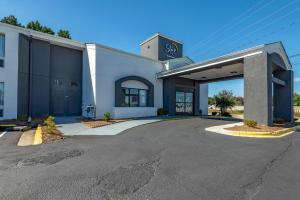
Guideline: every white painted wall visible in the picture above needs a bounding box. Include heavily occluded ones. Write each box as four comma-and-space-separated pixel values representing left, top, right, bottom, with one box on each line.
0, 26, 19, 119
82, 44, 97, 118
83, 44, 164, 119
199, 84, 208, 115
112, 107, 157, 119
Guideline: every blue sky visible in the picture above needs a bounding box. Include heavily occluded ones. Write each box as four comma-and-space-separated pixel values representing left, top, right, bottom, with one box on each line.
1, 0, 299, 96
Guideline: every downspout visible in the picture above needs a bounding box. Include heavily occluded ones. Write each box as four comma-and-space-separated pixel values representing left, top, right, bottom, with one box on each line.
27, 35, 33, 123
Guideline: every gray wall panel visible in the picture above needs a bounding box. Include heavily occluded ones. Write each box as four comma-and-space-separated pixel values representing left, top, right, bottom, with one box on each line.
244, 53, 273, 125
50, 45, 82, 116
163, 77, 199, 116
31, 39, 50, 117
17, 34, 30, 117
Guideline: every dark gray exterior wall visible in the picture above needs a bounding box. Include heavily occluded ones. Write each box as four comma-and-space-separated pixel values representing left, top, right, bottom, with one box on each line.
31, 39, 51, 117
244, 53, 273, 125
18, 34, 82, 118
273, 70, 294, 122
50, 45, 82, 116
17, 34, 30, 117
18, 36, 51, 117
140, 35, 183, 61
163, 77, 199, 116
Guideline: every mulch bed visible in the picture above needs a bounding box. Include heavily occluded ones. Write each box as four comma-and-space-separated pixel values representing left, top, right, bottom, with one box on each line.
81, 119, 128, 128
225, 124, 284, 132
226, 122, 300, 132
41, 126, 64, 144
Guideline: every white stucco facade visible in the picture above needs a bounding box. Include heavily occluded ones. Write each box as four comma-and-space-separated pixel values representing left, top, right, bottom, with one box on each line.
1, 23, 210, 120
0, 25, 19, 120
83, 44, 164, 119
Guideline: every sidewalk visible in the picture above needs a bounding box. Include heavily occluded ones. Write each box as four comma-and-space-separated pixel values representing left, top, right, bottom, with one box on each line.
56, 117, 161, 136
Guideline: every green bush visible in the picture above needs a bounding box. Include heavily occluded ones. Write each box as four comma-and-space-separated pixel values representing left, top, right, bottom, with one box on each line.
273, 118, 286, 124
221, 112, 232, 117
44, 116, 56, 133
104, 112, 111, 122
212, 112, 217, 116
157, 108, 167, 115
17, 114, 28, 122
244, 119, 258, 127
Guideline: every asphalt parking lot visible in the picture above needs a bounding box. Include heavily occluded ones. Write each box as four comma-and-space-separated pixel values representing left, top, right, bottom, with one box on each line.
0, 118, 299, 200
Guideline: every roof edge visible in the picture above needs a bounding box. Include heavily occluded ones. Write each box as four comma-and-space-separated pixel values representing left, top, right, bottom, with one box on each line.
0, 22, 85, 49
140, 32, 183, 46
86, 43, 162, 63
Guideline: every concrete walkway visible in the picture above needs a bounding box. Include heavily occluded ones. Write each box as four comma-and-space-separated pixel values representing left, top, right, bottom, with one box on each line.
55, 117, 161, 136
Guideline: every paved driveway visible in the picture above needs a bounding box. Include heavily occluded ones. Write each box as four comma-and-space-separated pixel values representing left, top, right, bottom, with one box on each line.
0, 118, 299, 200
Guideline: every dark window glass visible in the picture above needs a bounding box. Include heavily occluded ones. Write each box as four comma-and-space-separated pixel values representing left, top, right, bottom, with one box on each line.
139, 90, 147, 107
176, 91, 193, 114
0, 59, 4, 68
130, 88, 139, 95
130, 96, 139, 107
121, 87, 148, 107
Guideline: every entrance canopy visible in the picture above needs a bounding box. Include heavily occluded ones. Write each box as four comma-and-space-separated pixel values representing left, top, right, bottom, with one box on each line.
157, 42, 293, 125
157, 42, 292, 83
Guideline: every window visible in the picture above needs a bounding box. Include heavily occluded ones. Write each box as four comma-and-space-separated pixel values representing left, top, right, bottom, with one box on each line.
0, 34, 4, 68
176, 91, 193, 114
0, 83, 4, 117
121, 87, 148, 107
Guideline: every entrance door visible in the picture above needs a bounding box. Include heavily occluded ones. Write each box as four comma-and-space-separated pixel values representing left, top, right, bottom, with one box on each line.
50, 79, 81, 116
176, 91, 193, 114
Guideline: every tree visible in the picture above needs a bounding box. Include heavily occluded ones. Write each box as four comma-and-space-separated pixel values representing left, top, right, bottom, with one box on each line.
41, 26, 54, 35
57, 29, 71, 39
0, 15, 23, 27
234, 96, 244, 106
26, 20, 43, 31
214, 90, 235, 115
26, 20, 54, 35
294, 93, 300, 106
208, 97, 215, 105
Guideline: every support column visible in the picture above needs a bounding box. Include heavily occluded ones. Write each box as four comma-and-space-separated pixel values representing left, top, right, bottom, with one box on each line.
199, 83, 208, 115
273, 70, 294, 122
244, 53, 273, 125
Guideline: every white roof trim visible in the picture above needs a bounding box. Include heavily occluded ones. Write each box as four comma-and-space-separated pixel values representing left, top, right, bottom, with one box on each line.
87, 43, 161, 63
157, 51, 263, 78
140, 32, 183, 46
0, 22, 85, 49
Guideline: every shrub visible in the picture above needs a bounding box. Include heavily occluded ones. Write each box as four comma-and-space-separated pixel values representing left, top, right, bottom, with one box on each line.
157, 108, 167, 115
244, 119, 258, 128
273, 118, 286, 124
221, 112, 232, 117
103, 112, 111, 122
44, 116, 56, 133
17, 114, 28, 122
212, 112, 217, 116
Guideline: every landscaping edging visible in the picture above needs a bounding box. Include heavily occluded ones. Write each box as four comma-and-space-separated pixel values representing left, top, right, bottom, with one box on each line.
205, 122, 295, 138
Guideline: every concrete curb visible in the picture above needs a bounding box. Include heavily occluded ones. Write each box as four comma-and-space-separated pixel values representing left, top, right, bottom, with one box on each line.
205, 123, 294, 138
33, 126, 42, 145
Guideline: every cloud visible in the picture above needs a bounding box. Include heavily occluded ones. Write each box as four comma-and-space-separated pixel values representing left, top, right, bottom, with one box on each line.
295, 77, 300, 82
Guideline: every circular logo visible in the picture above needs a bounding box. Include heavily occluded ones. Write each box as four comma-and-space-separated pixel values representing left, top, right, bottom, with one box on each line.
165, 43, 178, 57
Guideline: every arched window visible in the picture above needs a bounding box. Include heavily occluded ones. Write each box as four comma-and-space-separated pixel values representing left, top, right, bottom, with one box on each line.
115, 76, 154, 107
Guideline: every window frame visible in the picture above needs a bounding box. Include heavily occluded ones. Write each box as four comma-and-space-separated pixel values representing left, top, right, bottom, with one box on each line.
0, 33, 5, 68
121, 87, 148, 107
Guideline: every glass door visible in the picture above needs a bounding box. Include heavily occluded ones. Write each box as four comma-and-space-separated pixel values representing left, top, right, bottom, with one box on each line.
176, 91, 193, 114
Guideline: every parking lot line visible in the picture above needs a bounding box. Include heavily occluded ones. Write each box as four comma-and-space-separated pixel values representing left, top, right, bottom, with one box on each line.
0, 131, 7, 138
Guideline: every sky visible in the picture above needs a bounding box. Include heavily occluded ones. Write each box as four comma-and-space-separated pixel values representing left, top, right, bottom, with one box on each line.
1, 0, 299, 97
